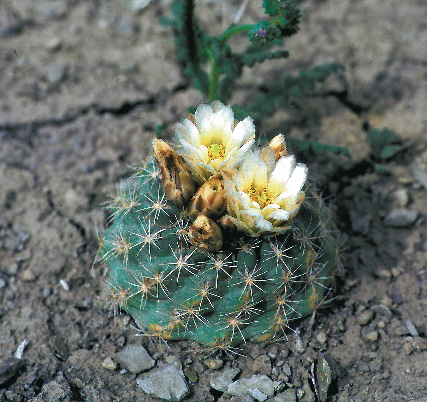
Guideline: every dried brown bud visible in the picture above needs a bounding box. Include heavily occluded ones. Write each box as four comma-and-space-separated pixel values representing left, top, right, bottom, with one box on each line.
188, 215, 223, 252
186, 176, 226, 219
262, 134, 288, 163
152, 139, 195, 208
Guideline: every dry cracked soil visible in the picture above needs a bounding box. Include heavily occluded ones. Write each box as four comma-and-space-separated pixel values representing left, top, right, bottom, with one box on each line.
0, 0, 426, 401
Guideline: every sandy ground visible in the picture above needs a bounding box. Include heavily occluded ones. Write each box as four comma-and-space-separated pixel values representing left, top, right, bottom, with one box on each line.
0, 0, 426, 401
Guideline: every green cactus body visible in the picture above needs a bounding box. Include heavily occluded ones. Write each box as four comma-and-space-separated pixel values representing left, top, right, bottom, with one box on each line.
99, 155, 339, 348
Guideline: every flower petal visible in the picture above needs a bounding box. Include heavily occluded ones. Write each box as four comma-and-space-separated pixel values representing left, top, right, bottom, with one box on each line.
268, 155, 295, 194
225, 117, 255, 153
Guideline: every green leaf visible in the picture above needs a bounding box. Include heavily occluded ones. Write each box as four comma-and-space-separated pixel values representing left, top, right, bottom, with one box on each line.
368, 128, 402, 160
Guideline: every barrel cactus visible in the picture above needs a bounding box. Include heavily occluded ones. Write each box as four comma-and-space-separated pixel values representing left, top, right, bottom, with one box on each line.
98, 101, 339, 350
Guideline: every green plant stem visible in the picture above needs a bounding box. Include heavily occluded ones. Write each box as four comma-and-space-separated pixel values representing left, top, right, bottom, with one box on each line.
220, 23, 254, 43
183, 0, 209, 96
207, 48, 219, 102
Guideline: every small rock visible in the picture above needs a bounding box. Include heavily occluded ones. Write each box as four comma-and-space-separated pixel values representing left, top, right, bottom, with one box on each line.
270, 388, 297, 402
413, 166, 427, 189
227, 375, 279, 400
137, 361, 189, 401
205, 358, 223, 370
18, 269, 36, 282
129, 0, 154, 11
252, 354, 271, 375
210, 367, 240, 392
32, 375, 71, 401
115, 16, 135, 37
101, 357, 117, 370
356, 310, 374, 325
390, 189, 409, 208
45, 37, 62, 51
405, 320, 419, 337
281, 363, 291, 377
383, 209, 418, 228
115, 345, 155, 373
315, 355, 332, 402
250, 388, 268, 401
0, 358, 26, 386
0, 277, 6, 288
364, 330, 379, 341
316, 331, 327, 345
372, 304, 393, 318
45, 62, 68, 85
183, 367, 197, 383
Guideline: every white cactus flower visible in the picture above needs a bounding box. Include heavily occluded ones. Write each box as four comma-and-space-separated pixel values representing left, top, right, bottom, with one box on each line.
224, 148, 308, 236
174, 100, 255, 183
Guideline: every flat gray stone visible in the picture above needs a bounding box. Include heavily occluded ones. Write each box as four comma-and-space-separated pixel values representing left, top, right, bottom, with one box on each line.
210, 367, 241, 392
383, 209, 418, 228
115, 345, 155, 373
137, 361, 189, 401
227, 375, 279, 400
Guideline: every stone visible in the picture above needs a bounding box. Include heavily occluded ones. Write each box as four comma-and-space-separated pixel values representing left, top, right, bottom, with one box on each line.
356, 309, 374, 325
205, 358, 223, 370
383, 209, 418, 228
227, 375, 279, 400
45, 62, 68, 85
210, 367, 241, 392
252, 354, 271, 375
270, 388, 297, 402
101, 357, 117, 370
137, 361, 189, 401
115, 345, 155, 373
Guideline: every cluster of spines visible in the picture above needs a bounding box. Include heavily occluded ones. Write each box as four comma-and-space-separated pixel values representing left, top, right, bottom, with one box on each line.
99, 158, 339, 350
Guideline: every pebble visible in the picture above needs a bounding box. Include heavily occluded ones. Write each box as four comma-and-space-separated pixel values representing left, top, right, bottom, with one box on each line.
413, 166, 427, 189
18, 269, 36, 282
115, 16, 135, 37
137, 361, 189, 401
372, 304, 393, 318
270, 389, 297, 402
101, 357, 117, 370
316, 331, 327, 345
45, 62, 68, 85
356, 310, 374, 325
45, 37, 62, 51
183, 367, 197, 383
115, 345, 155, 373
0, 277, 6, 288
227, 375, 279, 400
405, 320, 419, 337
252, 354, 271, 375
390, 189, 409, 208
364, 330, 379, 341
129, 0, 154, 11
383, 209, 418, 228
210, 367, 240, 392
0, 358, 26, 386
204, 358, 223, 370
281, 363, 292, 377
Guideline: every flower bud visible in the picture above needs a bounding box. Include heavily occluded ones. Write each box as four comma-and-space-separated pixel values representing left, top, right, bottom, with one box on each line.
186, 176, 226, 219
152, 139, 195, 208
188, 215, 223, 252
262, 134, 288, 163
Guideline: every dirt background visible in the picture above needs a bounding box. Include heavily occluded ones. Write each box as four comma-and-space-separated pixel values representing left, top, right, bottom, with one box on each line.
0, 0, 426, 401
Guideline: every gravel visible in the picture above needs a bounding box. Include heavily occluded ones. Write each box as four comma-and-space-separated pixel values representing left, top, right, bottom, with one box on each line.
115, 345, 155, 373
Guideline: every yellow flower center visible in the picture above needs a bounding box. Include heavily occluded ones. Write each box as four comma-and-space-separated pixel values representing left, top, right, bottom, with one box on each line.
247, 186, 273, 208
207, 143, 226, 160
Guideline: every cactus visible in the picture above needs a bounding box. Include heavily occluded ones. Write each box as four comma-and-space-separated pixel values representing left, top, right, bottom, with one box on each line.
98, 101, 339, 350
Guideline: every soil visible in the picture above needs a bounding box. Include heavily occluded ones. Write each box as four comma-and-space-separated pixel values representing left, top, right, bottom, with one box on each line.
0, 0, 426, 401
